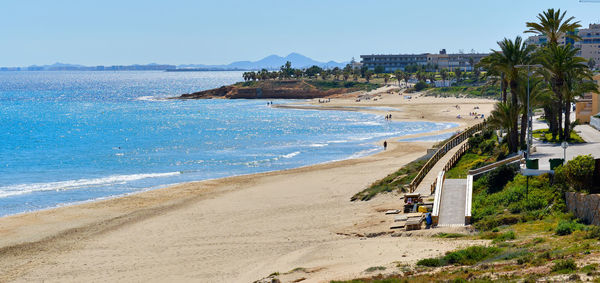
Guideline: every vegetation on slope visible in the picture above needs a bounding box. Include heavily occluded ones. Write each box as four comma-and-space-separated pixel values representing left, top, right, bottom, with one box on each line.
351, 157, 427, 201
445, 129, 507, 179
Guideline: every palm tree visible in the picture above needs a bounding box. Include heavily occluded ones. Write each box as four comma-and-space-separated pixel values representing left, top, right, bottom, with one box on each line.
383, 74, 390, 85
342, 71, 350, 81
454, 68, 463, 83
525, 9, 581, 46
563, 67, 597, 139
394, 70, 404, 86
488, 102, 520, 152
365, 70, 374, 83
478, 55, 509, 103
439, 69, 448, 87
538, 44, 587, 140
515, 74, 552, 148
480, 36, 534, 151
401, 72, 411, 86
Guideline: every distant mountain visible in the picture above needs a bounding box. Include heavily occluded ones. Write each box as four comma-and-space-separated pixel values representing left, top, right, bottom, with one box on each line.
178, 53, 348, 70
3, 54, 348, 71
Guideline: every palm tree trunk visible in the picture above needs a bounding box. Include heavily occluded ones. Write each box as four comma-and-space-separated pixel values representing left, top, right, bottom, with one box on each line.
557, 100, 564, 141
520, 112, 528, 150
501, 73, 507, 103
510, 80, 520, 152
564, 100, 571, 141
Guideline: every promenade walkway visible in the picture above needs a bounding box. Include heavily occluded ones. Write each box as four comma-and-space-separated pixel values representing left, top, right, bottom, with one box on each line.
437, 179, 467, 226
414, 139, 469, 195
531, 116, 600, 170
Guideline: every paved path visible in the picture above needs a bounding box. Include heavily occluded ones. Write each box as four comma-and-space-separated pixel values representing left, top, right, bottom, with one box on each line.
531, 115, 600, 170
415, 139, 469, 195
437, 179, 467, 226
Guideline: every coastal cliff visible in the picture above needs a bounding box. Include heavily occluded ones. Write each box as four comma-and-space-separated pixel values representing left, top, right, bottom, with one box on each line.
174, 80, 379, 99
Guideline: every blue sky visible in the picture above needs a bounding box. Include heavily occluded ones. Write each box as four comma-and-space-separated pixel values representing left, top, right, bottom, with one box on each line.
1, 0, 599, 66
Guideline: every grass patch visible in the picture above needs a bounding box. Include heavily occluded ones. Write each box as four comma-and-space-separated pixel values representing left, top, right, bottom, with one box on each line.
445, 129, 505, 179
532, 129, 585, 143
351, 157, 426, 201
551, 259, 577, 274
427, 85, 501, 98
416, 246, 502, 267
308, 80, 380, 91
445, 153, 494, 178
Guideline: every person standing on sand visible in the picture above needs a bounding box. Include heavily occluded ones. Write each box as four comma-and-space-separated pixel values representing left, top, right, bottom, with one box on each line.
383, 140, 387, 150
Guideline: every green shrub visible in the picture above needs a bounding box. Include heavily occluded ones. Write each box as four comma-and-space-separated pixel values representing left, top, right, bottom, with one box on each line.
551, 259, 577, 273
414, 80, 429, 91
517, 253, 534, 265
555, 220, 586, 236
416, 258, 445, 267
585, 226, 600, 239
442, 246, 502, 265
563, 155, 596, 192
486, 164, 518, 194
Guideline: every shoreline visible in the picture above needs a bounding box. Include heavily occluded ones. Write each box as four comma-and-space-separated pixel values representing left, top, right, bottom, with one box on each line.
0, 91, 497, 282
0, 102, 457, 219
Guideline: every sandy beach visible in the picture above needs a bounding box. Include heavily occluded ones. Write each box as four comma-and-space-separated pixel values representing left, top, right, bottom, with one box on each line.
0, 90, 496, 282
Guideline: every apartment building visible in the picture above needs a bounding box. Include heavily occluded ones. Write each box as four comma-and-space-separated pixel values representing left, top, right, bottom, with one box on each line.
525, 23, 600, 68
360, 50, 488, 72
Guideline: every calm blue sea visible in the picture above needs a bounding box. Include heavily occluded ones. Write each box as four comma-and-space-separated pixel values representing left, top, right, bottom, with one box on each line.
0, 71, 456, 216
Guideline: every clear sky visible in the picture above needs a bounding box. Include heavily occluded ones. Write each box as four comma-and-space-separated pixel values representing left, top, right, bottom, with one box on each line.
1, 0, 599, 66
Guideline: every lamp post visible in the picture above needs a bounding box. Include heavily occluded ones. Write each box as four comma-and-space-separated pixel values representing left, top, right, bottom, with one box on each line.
561, 141, 569, 164
514, 64, 543, 161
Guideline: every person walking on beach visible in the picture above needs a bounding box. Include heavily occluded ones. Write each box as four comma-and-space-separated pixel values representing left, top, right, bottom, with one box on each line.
383, 140, 387, 150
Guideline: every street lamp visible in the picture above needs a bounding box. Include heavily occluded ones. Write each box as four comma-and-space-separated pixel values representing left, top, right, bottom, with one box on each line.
514, 64, 543, 160
561, 141, 569, 164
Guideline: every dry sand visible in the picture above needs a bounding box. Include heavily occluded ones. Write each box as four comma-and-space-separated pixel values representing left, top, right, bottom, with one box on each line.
0, 90, 496, 283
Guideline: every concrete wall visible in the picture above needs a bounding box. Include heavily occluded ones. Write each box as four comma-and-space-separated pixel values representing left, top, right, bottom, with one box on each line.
565, 192, 600, 225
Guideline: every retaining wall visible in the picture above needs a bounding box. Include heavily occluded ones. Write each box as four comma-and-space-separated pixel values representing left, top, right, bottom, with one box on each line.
565, 192, 600, 225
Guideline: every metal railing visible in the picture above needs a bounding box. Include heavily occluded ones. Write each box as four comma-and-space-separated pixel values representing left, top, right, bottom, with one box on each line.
409, 121, 486, 193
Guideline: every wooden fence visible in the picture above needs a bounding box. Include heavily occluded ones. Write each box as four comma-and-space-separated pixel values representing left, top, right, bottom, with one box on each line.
409, 121, 486, 193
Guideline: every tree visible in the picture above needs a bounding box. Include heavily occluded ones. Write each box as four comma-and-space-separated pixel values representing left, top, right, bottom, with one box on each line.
525, 8, 581, 46
563, 66, 598, 139
401, 72, 411, 86
305, 65, 323, 78
515, 74, 552, 148
440, 69, 448, 87
481, 36, 535, 151
280, 61, 293, 79
394, 70, 404, 86
332, 67, 341, 80
468, 57, 475, 72
321, 69, 329, 80
488, 102, 520, 152
454, 68, 463, 83
342, 71, 350, 81
374, 65, 385, 74
539, 44, 587, 140
365, 70, 374, 82
383, 74, 390, 84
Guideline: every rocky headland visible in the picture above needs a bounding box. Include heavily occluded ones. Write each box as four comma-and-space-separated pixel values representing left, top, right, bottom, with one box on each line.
172, 80, 379, 99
